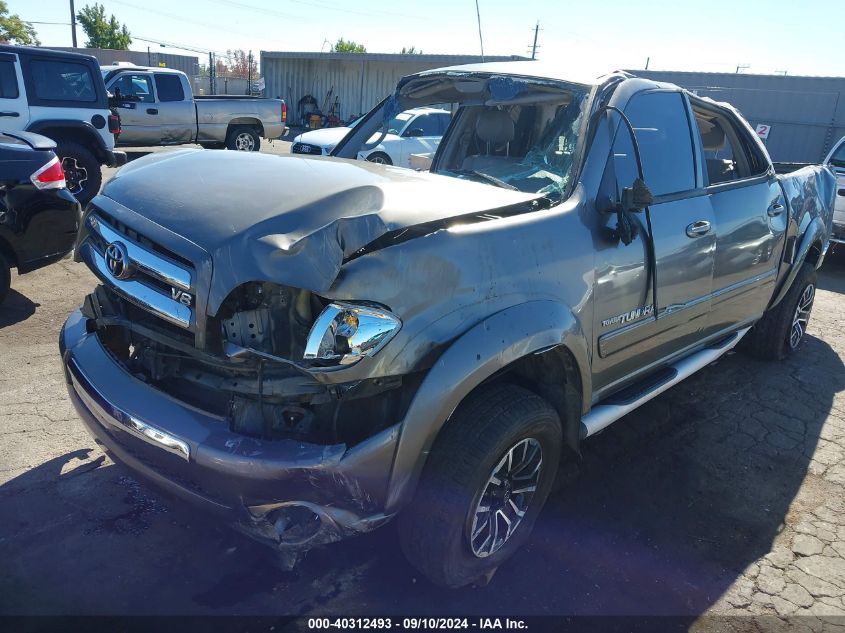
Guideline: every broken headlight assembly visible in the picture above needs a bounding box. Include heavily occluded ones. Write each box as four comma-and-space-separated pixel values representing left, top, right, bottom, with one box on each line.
303, 302, 401, 366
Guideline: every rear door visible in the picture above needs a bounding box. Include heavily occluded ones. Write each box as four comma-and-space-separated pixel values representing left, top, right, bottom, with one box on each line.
107, 72, 159, 145
689, 99, 787, 331
592, 91, 716, 393
153, 73, 194, 144
0, 53, 28, 132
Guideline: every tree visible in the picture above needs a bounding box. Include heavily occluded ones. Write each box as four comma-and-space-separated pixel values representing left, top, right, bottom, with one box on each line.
331, 38, 366, 53
400, 46, 422, 55
76, 3, 131, 50
0, 1, 39, 45
225, 49, 257, 78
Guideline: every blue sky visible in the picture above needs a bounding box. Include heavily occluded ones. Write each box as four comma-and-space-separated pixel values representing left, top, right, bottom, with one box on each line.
13, 0, 844, 77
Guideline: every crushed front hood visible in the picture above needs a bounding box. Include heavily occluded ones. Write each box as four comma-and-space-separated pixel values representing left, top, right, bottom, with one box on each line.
98, 149, 540, 309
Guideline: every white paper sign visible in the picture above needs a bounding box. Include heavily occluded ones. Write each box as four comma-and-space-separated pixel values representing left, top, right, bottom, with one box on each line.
755, 124, 771, 139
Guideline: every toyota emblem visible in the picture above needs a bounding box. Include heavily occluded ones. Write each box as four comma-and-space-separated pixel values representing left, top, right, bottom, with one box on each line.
104, 241, 131, 280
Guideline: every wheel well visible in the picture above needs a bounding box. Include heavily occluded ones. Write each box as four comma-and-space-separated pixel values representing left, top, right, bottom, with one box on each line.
806, 240, 823, 268
483, 345, 584, 454
228, 119, 263, 136
34, 127, 104, 162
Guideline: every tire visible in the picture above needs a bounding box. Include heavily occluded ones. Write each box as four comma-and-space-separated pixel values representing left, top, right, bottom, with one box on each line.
743, 262, 817, 361
0, 250, 10, 304
55, 142, 102, 206
398, 383, 562, 588
226, 126, 260, 152
366, 151, 392, 166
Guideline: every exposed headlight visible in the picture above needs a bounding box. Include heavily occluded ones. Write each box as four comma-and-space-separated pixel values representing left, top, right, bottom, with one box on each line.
303, 302, 401, 366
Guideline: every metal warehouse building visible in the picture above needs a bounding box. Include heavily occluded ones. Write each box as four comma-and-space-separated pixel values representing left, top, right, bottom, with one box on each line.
260, 52, 527, 125
47, 47, 199, 77
632, 70, 845, 164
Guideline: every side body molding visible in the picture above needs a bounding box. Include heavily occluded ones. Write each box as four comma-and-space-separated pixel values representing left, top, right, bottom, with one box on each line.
383, 300, 590, 512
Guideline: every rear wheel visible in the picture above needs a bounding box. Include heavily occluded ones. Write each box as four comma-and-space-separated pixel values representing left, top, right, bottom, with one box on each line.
55, 142, 102, 205
366, 151, 392, 165
743, 262, 817, 360
226, 126, 260, 151
0, 250, 10, 304
398, 384, 562, 588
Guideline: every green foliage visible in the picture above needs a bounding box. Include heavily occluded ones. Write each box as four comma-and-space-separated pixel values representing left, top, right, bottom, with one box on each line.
0, 0, 39, 45
76, 3, 132, 50
400, 46, 422, 55
331, 38, 366, 53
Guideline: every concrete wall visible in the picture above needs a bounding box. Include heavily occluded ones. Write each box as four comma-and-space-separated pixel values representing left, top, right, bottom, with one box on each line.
261, 52, 527, 125
632, 70, 845, 163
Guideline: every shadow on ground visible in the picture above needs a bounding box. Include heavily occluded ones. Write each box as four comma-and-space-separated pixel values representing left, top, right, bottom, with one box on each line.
0, 335, 841, 616
0, 288, 38, 328
819, 247, 845, 294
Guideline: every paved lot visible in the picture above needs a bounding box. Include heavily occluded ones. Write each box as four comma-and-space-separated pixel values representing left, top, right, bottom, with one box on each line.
2, 147, 845, 626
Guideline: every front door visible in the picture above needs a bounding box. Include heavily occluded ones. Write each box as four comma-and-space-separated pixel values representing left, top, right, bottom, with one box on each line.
108, 72, 160, 145
592, 91, 716, 396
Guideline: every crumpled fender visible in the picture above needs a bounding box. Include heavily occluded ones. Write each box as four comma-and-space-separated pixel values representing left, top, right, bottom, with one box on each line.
769, 215, 828, 309
383, 300, 590, 513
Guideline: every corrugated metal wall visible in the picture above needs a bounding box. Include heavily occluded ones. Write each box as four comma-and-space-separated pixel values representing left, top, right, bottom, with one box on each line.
261, 52, 525, 125
47, 47, 200, 77
632, 70, 845, 163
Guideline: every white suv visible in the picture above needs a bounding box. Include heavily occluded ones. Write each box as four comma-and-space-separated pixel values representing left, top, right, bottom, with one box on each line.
0, 45, 125, 203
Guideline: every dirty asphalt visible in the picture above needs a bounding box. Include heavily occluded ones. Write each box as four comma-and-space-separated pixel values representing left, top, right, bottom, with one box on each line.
2, 145, 845, 626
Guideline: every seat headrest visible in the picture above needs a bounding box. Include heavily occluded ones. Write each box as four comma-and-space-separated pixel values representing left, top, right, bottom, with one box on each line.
698, 118, 727, 151
476, 109, 515, 145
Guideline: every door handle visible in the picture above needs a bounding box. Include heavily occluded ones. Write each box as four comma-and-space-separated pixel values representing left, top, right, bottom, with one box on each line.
0, 111, 19, 117
146, 108, 158, 115
767, 202, 786, 217
686, 220, 711, 238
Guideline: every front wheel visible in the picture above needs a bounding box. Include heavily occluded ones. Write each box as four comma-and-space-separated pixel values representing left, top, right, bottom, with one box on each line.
398, 384, 562, 588
743, 262, 817, 360
55, 142, 102, 205
226, 126, 260, 151
365, 151, 392, 165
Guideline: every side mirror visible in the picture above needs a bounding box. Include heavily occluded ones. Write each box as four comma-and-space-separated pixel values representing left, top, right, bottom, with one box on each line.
621, 178, 654, 212
404, 127, 425, 138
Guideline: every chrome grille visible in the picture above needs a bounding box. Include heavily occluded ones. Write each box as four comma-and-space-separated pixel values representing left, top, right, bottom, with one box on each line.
84, 213, 195, 328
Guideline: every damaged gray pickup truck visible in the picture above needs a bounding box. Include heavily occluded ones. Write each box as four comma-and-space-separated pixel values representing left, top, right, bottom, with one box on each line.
61, 61, 836, 588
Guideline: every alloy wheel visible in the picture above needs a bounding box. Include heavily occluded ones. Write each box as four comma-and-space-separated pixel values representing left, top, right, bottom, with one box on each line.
234, 132, 255, 151
469, 437, 542, 558
789, 283, 815, 349
61, 157, 87, 195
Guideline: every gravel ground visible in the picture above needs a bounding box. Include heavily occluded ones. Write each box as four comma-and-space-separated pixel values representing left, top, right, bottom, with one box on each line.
1, 146, 845, 627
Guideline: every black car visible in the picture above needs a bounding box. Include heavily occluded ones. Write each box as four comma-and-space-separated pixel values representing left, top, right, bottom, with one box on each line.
0, 130, 80, 303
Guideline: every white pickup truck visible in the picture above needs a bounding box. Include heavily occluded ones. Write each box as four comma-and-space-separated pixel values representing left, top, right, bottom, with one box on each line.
101, 65, 287, 152
825, 136, 845, 246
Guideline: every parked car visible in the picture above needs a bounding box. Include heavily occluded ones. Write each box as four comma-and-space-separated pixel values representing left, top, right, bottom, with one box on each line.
0, 45, 125, 205
0, 131, 79, 303
824, 136, 845, 246
62, 62, 835, 588
100, 65, 286, 152
291, 107, 451, 167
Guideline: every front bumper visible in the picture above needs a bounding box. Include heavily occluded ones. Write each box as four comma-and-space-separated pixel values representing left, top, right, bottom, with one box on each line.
60, 309, 399, 553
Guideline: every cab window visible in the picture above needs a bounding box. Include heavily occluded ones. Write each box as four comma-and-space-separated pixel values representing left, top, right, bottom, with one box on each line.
0, 60, 18, 99
831, 143, 845, 169
112, 74, 155, 103
690, 103, 767, 185
154, 74, 184, 102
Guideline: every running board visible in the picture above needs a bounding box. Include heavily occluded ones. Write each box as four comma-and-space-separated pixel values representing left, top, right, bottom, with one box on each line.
579, 327, 751, 439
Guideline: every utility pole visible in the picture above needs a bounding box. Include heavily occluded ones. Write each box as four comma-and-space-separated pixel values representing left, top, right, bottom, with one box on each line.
530, 21, 539, 60
209, 51, 215, 94
474, 0, 485, 62
69, 0, 78, 47
645, 56, 650, 70
248, 50, 252, 95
